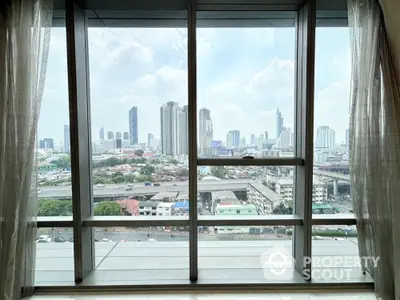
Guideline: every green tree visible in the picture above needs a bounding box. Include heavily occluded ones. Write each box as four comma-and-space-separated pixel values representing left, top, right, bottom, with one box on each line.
50, 156, 71, 169
134, 149, 144, 157
104, 157, 120, 167
94, 201, 121, 216
140, 164, 155, 175
38, 199, 72, 216
167, 158, 178, 165
272, 202, 292, 215
210, 166, 228, 179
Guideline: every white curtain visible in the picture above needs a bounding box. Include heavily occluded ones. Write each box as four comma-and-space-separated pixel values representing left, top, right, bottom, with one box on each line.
348, 0, 400, 299
0, 0, 53, 299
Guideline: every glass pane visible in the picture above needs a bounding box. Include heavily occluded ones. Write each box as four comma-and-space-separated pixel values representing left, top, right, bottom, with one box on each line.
311, 225, 373, 283
197, 16, 296, 158
35, 227, 74, 285
38, 25, 72, 215
313, 27, 352, 215
197, 166, 295, 216
198, 226, 297, 283
90, 227, 189, 284
87, 26, 188, 216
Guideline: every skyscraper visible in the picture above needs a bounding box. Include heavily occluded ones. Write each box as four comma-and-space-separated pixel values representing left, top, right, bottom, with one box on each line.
199, 108, 213, 156
107, 131, 114, 140
346, 128, 349, 147
315, 126, 336, 149
99, 126, 105, 141
64, 125, 70, 153
227, 130, 240, 149
123, 132, 129, 140
276, 108, 284, 138
160, 102, 180, 155
178, 105, 188, 155
250, 134, 256, 145
39, 138, 54, 150
147, 133, 154, 149
115, 132, 122, 139
265, 131, 269, 141
129, 107, 138, 145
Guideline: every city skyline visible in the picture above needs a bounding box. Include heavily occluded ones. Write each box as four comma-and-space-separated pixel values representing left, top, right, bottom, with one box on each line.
38, 27, 351, 144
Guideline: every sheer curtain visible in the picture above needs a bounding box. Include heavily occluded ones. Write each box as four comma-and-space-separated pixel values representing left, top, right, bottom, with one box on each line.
348, 0, 400, 299
0, 0, 53, 299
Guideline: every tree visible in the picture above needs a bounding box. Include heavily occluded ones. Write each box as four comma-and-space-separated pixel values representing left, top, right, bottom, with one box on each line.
273, 202, 292, 215
140, 164, 155, 175
134, 149, 144, 157
38, 199, 72, 216
104, 157, 120, 167
50, 156, 71, 169
94, 201, 121, 216
168, 158, 178, 165
210, 166, 228, 179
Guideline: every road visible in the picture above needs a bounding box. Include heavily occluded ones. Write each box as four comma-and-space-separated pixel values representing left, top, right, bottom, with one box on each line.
39, 179, 251, 199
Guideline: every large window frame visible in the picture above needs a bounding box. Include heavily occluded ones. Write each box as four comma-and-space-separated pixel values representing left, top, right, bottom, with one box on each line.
37, 0, 367, 291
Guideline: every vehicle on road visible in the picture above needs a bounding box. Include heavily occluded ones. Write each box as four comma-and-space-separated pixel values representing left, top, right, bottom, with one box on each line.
54, 236, 66, 243
102, 238, 111, 242
148, 238, 157, 242
124, 187, 132, 191
154, 183, 160, 186
144, 182, 152, 186
96, 184, 105, 188
37, 235, 52, 242
68, 236, 74, 242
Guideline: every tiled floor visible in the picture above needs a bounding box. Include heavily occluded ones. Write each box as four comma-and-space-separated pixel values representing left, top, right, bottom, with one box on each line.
28, 292, 376, 300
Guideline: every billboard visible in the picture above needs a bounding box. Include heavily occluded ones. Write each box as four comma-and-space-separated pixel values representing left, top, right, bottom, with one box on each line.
211, 140, 222, 148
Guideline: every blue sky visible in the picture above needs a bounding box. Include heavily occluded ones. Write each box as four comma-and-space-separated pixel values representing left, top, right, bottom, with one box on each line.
38, 26, 350, 146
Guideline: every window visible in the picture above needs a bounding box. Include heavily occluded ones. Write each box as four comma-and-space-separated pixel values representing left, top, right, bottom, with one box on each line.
35, 0, 368, 290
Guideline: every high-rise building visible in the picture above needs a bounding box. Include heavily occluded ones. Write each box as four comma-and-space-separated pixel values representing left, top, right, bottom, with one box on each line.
250, 134, 256, 145
275, 128, 293, 150
129, 106, 138, 145
99, 126, 105, 141
147, 133, 154, 149
265, 131, 269, 141
160, 102, 180, 155
123, 132, 129, 140
199, 108, 213, 156
240, 137, 246, 147
107, 131, 114, 140
64, 125, 70, 153
315, 126, 336, 149
227, 130, 240, 149
115, 132, 122, 139
276, 108, 284, 138
39, 138, 55, 150
346, 128, 349, 147
178, 105, 188, 155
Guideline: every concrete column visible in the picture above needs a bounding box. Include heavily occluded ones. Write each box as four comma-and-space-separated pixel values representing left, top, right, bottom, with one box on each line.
333, 179, 339, 196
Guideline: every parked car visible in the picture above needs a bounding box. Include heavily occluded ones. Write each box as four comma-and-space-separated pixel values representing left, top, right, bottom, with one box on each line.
54, 236, 66, 243
37, 235, 51, 242
154, 183, 161, 186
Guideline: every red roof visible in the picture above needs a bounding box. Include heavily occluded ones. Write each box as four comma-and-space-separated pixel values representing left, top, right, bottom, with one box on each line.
116, 199, 139, 216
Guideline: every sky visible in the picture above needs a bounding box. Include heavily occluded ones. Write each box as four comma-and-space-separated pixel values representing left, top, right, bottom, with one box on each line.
38, 25, 350, 146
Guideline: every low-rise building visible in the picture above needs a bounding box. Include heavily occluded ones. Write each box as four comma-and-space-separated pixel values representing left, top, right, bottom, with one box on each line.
247, 182, 280, 214
156, 202, 174, 216
138, 200, 157, 216
215, 203, 258, 234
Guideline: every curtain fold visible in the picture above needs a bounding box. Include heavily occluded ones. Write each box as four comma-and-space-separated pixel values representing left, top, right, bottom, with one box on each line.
348, 0, 400, 299
0, 1, 53, 299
